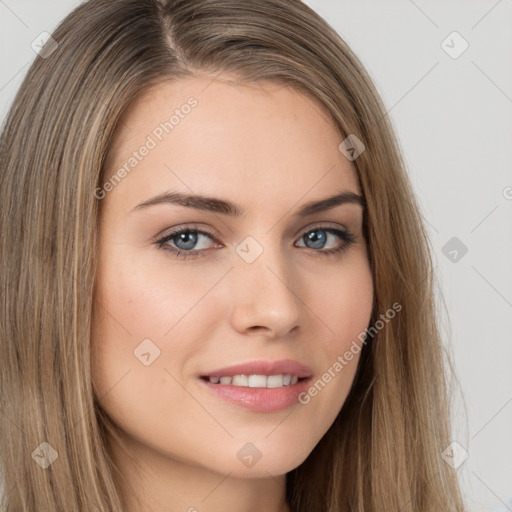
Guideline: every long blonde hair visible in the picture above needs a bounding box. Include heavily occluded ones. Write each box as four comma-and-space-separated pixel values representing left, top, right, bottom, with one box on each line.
0, 0, 466, 510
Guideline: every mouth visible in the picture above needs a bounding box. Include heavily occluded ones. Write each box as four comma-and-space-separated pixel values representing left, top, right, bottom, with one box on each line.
198, 359, 313, 412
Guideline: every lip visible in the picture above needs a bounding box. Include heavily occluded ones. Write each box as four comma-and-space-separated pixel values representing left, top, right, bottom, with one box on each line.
198, 359, 314, 413
200, 359, 314, 379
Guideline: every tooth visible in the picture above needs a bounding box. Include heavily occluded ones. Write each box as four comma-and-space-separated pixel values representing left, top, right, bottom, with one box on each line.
267, 375, 285, 388
232, 375, 249, 386
214, 374, 299, 387
248, 375, 267, 388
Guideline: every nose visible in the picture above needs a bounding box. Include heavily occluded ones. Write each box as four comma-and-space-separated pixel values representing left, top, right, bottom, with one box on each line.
228, 243, 303, 339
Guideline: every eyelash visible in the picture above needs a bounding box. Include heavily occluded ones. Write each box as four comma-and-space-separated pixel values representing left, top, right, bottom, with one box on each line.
155, 223, 357, 260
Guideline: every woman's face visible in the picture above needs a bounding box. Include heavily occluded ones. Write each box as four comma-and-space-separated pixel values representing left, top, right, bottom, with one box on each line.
91, 75, 374, 479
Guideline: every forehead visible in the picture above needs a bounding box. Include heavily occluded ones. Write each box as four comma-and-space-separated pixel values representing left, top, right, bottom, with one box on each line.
102, 75, 360, 214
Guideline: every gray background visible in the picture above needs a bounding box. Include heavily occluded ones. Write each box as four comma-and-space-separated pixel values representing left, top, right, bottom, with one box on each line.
1, 1, 511, 509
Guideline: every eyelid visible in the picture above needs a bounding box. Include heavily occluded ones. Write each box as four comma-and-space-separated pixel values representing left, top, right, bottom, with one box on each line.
291, 221, 350, 239
155, 223, 218, 242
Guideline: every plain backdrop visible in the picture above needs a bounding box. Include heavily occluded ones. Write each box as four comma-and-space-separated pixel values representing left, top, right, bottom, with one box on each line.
1, 1, 511, 510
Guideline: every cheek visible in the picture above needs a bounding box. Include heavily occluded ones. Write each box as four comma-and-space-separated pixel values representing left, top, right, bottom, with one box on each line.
89, 260, 220, 452
90, 251, 230, 399
314, 252, 374, 348
296, 253, 373, 418
93, 251, 228, 342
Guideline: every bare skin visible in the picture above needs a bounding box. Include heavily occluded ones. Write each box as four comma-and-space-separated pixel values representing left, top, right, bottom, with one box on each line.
91, 74, 374, 512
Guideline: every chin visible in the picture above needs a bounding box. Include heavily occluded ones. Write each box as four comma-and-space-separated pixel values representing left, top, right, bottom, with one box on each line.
213, 432, 316, 478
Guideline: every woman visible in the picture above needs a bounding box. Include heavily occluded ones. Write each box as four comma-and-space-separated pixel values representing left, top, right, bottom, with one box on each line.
0, 0, 467, 510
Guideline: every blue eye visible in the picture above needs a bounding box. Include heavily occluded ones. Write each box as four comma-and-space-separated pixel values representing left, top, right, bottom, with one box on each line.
298, 228, 354, 252
156, 226, 218, 259
296, 227, 357, 257
156, 225, 356, 259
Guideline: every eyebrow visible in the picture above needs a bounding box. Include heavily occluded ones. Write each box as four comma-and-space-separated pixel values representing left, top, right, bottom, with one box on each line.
132, 190, 365, 217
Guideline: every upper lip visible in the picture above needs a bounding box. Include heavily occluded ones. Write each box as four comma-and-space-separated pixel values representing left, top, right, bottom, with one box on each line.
201, 359, 314, 378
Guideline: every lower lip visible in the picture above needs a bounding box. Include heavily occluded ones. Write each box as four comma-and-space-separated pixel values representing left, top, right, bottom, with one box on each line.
199, 377, 312, 412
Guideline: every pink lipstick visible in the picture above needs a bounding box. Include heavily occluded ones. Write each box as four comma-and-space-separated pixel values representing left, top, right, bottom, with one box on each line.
198, 359, 313, 412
